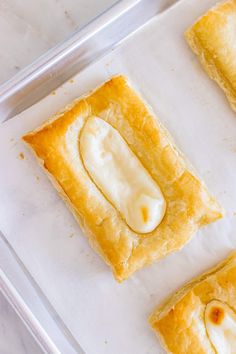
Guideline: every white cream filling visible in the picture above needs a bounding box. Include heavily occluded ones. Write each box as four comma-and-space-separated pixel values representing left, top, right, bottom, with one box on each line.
79, 116, 166, 233
205, 300, 236, 354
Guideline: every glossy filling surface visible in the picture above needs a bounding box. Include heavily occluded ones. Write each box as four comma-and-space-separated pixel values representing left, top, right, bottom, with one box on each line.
80, 116, 166, 233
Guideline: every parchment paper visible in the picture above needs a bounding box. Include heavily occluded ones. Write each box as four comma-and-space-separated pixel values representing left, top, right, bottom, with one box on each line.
0, 0, 236, 353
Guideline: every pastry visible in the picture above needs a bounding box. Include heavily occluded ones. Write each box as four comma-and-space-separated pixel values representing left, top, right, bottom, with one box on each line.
149, 251, 236, 353
23, 75, 222, 281
185, 0, 236, 112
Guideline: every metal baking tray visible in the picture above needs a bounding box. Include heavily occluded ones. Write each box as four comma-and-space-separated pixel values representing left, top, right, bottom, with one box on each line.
0, 0, 176, 122
0, 1, 179, 353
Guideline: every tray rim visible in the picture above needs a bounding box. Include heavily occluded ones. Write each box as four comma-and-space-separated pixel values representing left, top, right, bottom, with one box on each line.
0, 0, 163, 122
0, 227, 87, 354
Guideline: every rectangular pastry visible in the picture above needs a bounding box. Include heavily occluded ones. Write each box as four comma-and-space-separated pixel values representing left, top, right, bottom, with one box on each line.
185, 0, 236, 112
149, 252, 236, 353
23, 75, 222, 281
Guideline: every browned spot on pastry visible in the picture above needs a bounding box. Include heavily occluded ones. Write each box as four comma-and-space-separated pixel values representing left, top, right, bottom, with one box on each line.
209, 306, 225, 325
18, 152, 24, 160
141, 206, 149, 223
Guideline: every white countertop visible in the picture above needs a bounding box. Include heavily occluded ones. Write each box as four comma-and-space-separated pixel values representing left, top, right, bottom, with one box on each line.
0, 0, 116, 84
0, 1, 115, 353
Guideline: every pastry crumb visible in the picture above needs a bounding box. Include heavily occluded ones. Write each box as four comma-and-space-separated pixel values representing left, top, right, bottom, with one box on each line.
105, 59, 113, 67
18, 152, 25, 160
69, 233, 74, 238
69, 79, 74, 84
51, 91, 56, 96
36, 176, 40, 181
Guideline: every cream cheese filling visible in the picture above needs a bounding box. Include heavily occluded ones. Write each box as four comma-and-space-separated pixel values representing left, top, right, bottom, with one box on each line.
205, 300, 236, 354
79, 116, 166, 234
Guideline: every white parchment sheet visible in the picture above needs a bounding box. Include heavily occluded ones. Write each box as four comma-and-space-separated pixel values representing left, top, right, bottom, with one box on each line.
1, 0, 236, 353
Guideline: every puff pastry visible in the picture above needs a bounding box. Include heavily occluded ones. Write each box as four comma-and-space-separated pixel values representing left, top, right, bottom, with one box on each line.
23, 75, 222, 281
185, 0, 236, 112
149, 251, 236, 353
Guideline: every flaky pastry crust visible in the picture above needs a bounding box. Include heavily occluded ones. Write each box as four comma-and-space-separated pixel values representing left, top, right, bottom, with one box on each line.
185, 0, 236, 112
23, 75, 222, 281
149, 251, 236, 353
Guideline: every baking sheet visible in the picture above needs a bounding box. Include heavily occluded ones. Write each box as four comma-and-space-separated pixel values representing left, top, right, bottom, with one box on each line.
0, 0, 236, 353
